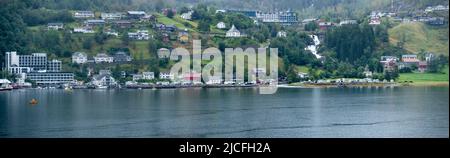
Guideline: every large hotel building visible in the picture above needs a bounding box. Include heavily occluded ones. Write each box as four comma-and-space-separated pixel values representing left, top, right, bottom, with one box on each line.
5, 51, 74, 85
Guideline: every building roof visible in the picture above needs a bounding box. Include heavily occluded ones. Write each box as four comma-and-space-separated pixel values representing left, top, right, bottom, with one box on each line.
114, 51, 128, 55
101, 12, 123, 16
95, 53, 110, 57
0, 79, 11, 84
93, 74, 112, 81
127, 11, 146, 15
74, 11, 94, 15
48, 23, 63, 26
86, 19, 105, 23
402, 54, 417, 57
143, 72, 154, 75
228, 25, 240, 33
73, 52, 87, 57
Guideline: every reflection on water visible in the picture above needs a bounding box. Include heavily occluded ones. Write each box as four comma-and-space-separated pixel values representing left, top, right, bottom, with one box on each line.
0, 87, 448, 138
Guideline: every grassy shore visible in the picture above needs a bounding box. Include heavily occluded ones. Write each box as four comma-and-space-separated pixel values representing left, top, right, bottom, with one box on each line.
287, 82, 395, 88
286, 66, 449, 88
397, 66, 449, 86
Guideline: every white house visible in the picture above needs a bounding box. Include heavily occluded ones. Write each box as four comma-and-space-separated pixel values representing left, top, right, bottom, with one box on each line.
298, 72, 309, 79
339, 20, 357, 25
105, 30, 119, 37
226, 25, 241, 37
47, 23, 64, 30
73, 27, 95, 33
277, 31, 287, 37
91, 73, 117, 88
369, 17, 381, 25
73, 11, 95, 18
132, 74, 143, 81
72, 52, 88, 64
94, 53, 114, 63
142, 72, 155, 80
133, 72, 155, 81
181, 11, 193, 20
216, 22, 226, 29
128, 30, 150, 40
0, 79, 13, 91
158, 48, 171, 58
101, 12, 123, 20
159, 72, 174, 80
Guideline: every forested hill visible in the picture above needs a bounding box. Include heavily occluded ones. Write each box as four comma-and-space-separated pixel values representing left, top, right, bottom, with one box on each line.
10, 0, 448, 12
14, 0, 448, 20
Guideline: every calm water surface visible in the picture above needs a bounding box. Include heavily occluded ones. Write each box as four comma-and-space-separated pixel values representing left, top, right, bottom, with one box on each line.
0, 87, 448, 138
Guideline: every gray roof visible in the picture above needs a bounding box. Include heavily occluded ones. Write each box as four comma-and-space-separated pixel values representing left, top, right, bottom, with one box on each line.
228, 25, 240, 33
73, 52, 87, 57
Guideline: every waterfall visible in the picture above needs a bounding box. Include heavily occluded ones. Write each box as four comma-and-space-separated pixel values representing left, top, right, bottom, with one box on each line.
305, 35, 322, 59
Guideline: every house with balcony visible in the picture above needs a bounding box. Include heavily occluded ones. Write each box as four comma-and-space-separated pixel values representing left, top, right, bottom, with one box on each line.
91, 70, 117, 88
94, 53, 114, 63
113, 52, 132, 62
159, 72, 175, 80
72, 52, 88, 64
128, 30, 150, 40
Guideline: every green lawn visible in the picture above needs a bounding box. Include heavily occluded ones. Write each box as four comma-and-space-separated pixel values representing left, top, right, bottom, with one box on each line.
129, 41, 151, 60
156, 14, 195, 31
173, 16, 198, 28
398, 66, 449, 83
297, 66, 309, 73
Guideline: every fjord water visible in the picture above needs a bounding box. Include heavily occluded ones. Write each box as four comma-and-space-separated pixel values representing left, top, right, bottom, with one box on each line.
0, 87, 448, 138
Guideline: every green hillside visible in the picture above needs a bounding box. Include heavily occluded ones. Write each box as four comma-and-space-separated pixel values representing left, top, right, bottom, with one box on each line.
388, 22, 449, 56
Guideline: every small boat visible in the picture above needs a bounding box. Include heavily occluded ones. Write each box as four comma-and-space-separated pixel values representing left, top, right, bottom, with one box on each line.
64, 86, 73, 92
29, 98, 38, 105
96, 85, 108, 89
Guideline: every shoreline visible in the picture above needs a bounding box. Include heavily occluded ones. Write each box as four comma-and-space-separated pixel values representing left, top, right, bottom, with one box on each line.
2, 82, 448, 91
282, 81, 449, 88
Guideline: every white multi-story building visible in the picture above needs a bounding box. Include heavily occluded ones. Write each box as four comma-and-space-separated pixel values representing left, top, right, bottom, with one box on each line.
4, 52, 73, 85
255, 10, 298, 25
94, 53, 114, 63
72, 52, 88, 64
26, 72, 74, 85
46, 59, 62, 72
6, 52, 48, 73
